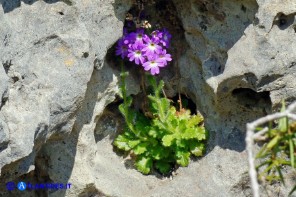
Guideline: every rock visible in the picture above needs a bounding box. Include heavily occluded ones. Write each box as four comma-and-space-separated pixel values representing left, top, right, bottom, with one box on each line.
0, 114, 9, 153
174, 0, 295, 196
256, 0, 296, 32
0, 0, 128, 190
0, 65, 8, 110
0, 0, 295, 196
0, 10, 9, 110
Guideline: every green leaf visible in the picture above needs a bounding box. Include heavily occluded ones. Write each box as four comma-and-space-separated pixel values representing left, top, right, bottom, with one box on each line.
157, 80, 165, 91
119, 104, 137, 124
263, 162, 276, 174
148, 129, 158, 138
196, 127, 207, 141
162, 135, 175, 146
147, 75, 157, 89
133, 142, 148, 155
135, 156, 152, 174
170, 118, 178, 128
168, 106, 177, 115
113, 134, 131, 151
150, 102, 158, 113
148, 95, 158, 113
118, 90, 123, 98
190, 143, 205, 157
182, 128, 198, 139
153, 79, 164, 97
175, 139, 188, 148
176, 150, 190, 167
118, 104, 125, 115
268, 128, 280, 136
279, 100, 288, 132
178, 119, 187, 132
148, 95, 157, 102
134, 113, 151, 136
153, 119, 166, 130
255, 126, 265, 131
266, 135, 280, 150
166, 108, 178, 127
127, 139, 141, 148
256, 144, 269, 159
178, 109, 191, 119
289, 138, 295, 168
160, 98, 170, 111
188, 115, 203, 127
150, 145, 170, 160
155, 161, 171, 174
128, 109, 137, 122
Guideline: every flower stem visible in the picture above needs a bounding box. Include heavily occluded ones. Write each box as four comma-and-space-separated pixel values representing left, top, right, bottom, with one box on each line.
120, 61, 146, 140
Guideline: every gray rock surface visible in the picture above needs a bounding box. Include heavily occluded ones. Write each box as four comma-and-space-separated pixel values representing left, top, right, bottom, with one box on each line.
174, 0, 296, 196
0, 0, 94, 178
0, 0, 295, 196
0, 0, 128, 195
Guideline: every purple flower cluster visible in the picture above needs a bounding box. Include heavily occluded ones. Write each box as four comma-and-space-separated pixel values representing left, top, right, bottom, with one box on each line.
116, 28, 172, 75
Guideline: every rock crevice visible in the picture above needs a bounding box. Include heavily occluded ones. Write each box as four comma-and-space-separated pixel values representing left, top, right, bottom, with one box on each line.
0, 0, 295, 196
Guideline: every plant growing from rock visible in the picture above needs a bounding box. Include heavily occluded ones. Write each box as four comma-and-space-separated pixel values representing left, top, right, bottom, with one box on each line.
114, 70, 207, 174
246, 101, 296, 196
113, 16, 207, 174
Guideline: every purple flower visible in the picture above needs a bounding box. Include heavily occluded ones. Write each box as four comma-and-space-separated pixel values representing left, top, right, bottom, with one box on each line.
127, 45, 146, 65
123, 33, 134, 45
151, 30, 162, 41
128, 28, 146, 47
157, 49, 172, 65
142, 36, 162, 56
116, 38, 129, 59
160, 28, 172, 47
116, 28, 173, 75
142, 56, 165, 75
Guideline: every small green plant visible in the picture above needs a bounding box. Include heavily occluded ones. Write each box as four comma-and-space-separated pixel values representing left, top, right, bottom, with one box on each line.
255, 101, 296, 195
114, 71, 207, 175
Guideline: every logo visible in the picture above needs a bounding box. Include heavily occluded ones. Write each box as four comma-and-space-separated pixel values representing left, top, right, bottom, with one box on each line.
17, 182, 27, 191
6, 182, 15, 191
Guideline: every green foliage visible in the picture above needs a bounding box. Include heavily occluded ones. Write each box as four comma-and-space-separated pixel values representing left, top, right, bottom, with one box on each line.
114, 74, 208, 175
256, 101, 296, 194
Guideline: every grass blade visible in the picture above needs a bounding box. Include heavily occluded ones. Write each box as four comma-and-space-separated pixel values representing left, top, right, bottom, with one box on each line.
289, 138, 295, 168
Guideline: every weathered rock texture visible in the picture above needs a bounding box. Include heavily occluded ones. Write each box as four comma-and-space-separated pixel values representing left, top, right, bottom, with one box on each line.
0, 0, 129, 196
0, 0, 295, 196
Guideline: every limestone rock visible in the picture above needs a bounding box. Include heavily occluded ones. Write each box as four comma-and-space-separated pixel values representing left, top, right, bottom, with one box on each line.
0, 0, 127, 189
174, 0, 295, 196
0, 0, 295, 196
